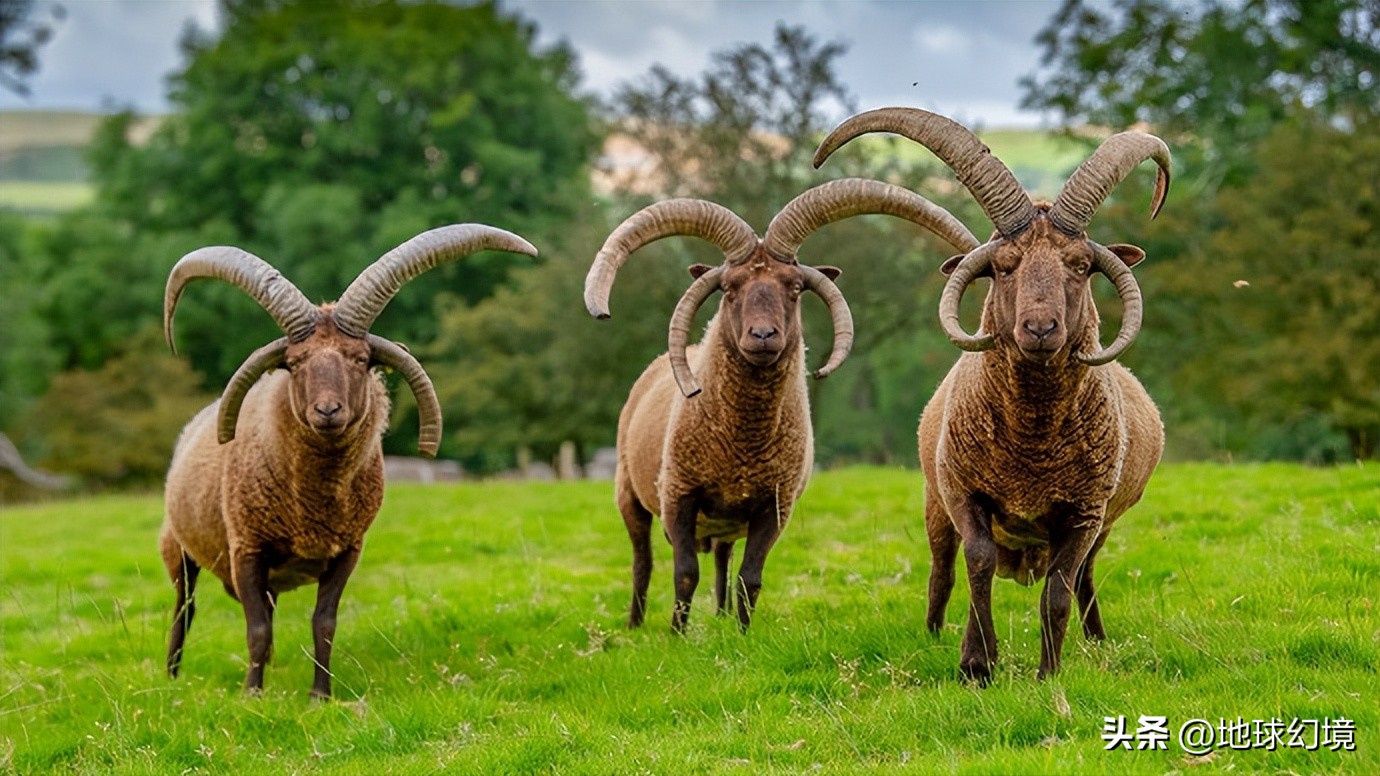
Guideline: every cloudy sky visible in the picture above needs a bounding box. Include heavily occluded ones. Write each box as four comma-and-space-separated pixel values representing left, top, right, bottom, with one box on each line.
17, 0, 1071, 129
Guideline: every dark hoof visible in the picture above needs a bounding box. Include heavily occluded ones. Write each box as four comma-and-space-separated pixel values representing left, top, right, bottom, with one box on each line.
960, 659, 992, 687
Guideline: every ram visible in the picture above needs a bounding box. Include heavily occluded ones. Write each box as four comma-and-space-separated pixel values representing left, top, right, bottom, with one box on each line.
160, 225, 535, 697
816, 108, 1169, 681
586, 178, 978, 632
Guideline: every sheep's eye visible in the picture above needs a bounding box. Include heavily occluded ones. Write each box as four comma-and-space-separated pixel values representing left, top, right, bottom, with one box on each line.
354, 355, 369, 366
997, 268, 1014, 278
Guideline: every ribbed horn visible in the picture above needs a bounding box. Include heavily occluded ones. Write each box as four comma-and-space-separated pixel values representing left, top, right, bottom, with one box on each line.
800, 265, 854, 379
1076, 244, 1144, 365
1048, 131, 1171, 236
813, 107, 1034, 238
366, 335, 442, 457
937, 243, 998, 352
165, 247, 319, 353
216, 337, 288, 444
585, 200, 757, 319
334, 225, 538, 339
666, 265, 726, 398
762, 177, 980, 258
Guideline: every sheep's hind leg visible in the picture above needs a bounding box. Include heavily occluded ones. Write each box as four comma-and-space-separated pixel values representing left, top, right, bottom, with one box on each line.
310, 546, 361, 700
666, 494, 701, 634
712, 540, 733, 615
161, 532, 199, 678
1076, 532, 1110, 641
1038, 510, 1103, 680
617, 480, 654, 629
925, 488, 959, 636
233, 551, 275, 695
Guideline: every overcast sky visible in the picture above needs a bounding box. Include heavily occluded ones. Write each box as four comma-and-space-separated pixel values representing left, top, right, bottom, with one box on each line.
15, 0, 1071, 129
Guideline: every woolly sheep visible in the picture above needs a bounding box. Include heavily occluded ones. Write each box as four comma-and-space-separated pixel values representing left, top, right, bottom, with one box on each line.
584, 178, 979, 632
160, 225, 536, 698
816, 108, 1170, 681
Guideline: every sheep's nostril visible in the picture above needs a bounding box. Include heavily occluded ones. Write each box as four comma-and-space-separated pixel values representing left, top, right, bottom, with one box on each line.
749, 326, 778, 342
315, 402, 342, 418
1022, 319, 1058, 339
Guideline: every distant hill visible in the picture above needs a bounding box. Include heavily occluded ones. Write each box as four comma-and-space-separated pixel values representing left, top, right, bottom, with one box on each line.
0, 109, 1085, 214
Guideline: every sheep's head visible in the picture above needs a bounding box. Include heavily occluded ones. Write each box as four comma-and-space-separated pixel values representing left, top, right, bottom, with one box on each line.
164, 225, 537, 456
687, 249, 838, 370
939, 215, 1148, 364
584, 178, 980, 397
280, 312, 376, 439
814, 107, 1170, 366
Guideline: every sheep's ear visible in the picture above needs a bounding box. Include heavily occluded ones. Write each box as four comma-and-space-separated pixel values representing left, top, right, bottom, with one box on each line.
814, 265, 842, 281
688, 263, 716, 279
1105, 243, 1147, 268
941, 254, 990, 277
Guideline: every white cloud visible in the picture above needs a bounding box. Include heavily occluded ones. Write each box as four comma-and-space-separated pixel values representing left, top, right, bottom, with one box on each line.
911, 24, 972, 55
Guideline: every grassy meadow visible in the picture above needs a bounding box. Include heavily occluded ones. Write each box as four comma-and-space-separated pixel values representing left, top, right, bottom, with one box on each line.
1, 464, 1377, 774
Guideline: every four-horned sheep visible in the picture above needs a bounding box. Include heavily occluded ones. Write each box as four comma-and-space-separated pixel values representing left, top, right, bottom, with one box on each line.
816, 107, 1169, 681
160, 225, 536, 697
583, 178, 980, 632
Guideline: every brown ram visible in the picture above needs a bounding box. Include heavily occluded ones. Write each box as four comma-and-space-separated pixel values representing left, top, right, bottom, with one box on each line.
586, 178, 979, 633
161, 225, 536, 698
816, 108, 1169, 681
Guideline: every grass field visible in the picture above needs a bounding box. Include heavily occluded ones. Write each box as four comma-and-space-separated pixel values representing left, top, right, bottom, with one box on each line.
1, 464, 1376, 774
0, 181, 93, 212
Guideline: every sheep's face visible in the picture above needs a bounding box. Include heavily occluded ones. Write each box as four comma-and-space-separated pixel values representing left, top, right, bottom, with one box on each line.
692, 251, 840, 369
283, 320, 375, 439
950, 217, 1144, 363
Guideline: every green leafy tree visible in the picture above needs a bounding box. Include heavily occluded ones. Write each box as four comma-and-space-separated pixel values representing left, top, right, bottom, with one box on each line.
1022, 0, 1380, 183
21, 328, 214, 486
0, 0, 63, 97
82, 0, 599, 388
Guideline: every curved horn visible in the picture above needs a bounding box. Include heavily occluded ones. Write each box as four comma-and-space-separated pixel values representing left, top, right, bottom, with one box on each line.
165, 247, 319, 353
334, 225, 538, 338
666, 265, 726, 398
585, 199, 757, 319
216, 337, 288, 444
937, 243, 999, 352
367, 335, 442, 458
813, 107, 1034, 238
762, 177, 980, 259
1076, 243, 1144, 365
1048, 131, 1171, 236
800, 265, 855, 379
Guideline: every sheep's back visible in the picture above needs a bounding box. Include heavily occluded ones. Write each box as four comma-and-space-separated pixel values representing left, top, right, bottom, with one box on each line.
163, 400, 234, 582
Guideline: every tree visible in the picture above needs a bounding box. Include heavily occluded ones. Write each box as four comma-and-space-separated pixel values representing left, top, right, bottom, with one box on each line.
83, 0, 600, 390
0, 0, 63, 97
1022, 0, 1380, 183
1178, 117, 1380, 460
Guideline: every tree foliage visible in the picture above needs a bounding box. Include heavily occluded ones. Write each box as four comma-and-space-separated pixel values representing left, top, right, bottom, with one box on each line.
83, 0, 599, 388
0, 0, 63, 97
1022, 0, 1380, 181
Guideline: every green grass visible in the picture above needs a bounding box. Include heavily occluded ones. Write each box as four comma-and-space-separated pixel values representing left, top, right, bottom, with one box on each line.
2, 464, 1376, 774
0, 181, 94, 213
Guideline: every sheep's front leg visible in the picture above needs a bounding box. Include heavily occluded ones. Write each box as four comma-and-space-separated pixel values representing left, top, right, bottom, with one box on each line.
310, 545, 361, 700
1076, 532, 1110, 641
667, 494, 700, 634
735, 512, 783, 632
233, 551, 274, 695
949, 495, 998, 684
1038, 510, 1103, 679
